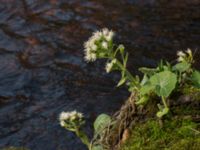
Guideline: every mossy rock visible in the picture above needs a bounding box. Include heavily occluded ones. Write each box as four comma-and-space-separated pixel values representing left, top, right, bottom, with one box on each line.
121, 118, 200, 150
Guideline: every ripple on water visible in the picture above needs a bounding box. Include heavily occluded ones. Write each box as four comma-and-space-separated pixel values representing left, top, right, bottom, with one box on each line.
0, 54, 31, 97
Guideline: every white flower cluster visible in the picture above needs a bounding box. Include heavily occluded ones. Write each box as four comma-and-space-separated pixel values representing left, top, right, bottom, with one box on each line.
105, 59, 117, 73
177, 48, 192, 62
59, 111, 83, 127
84, 28, 114, 62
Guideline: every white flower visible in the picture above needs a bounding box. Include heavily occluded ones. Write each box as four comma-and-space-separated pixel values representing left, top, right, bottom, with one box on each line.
186, 48, 192, 55
59, 111, 83, 122
93, 31, 102, 41
90, 53, 97, 61
102, 41, 108, 49
84, 41, 90, 50
84, 50, 97, 62
70, 115, 76, 121
177, 51, 186, 57
91, 44, 97, 51
105, 31, 114, 41
102, 28, 114, 41
60, 121, 65, 127
105, 59, 117, 73
59, 112, 70, 121
77, 113, 83, 118
177, 56, 184, 62
83, 28, 115, 62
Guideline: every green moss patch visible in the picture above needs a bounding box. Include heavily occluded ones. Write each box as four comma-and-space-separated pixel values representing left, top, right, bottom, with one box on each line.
121, 118, 200, 150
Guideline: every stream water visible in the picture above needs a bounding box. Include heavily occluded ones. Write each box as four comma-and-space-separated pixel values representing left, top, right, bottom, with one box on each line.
0, 0, 199, 150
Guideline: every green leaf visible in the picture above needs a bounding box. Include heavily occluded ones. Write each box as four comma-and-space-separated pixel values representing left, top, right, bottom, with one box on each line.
191, 70, 200, 88
173, 62, 191, 73
149, 71, 177, 97
119, 44, 125, 54
140, 82, 154, 95
163, 65, 170, 71
94, 114, 111, 134
158, 60, 164, 71
135, 95, 149, 105
139, 67, 157, 76
98, 53, 106, 58
124, 52, 128, 67
140, 74, 149, 86
117, 77, 126, 87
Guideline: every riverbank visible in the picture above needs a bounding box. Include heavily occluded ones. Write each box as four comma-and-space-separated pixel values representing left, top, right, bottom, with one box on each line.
121, 93, 200, 150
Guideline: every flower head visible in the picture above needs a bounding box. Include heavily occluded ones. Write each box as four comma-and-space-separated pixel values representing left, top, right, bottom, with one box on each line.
186, 48, 192, 56
102, 28, 114, 41
105, 59, 117, 73
176, 49, 193, 63
59, 111, 84, 127
177, 56, 184, 62
84, 28, 115, 62
102, 41, 108, 49
177, 51, 186, 57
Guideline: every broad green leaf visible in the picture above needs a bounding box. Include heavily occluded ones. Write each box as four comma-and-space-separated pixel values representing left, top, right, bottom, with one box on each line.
139, 67, 157, 76
172, 62, 191, 73
117, 77, 126, 87
94, 114, 111, 133
191, 70, 200, 88
149, 71, 177, 97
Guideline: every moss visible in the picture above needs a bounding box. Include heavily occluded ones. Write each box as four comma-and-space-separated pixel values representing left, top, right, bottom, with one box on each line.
172, 104, 200, 116
121, 118, 200, 150
181, 85, 200, 101
169, 138, 200, 150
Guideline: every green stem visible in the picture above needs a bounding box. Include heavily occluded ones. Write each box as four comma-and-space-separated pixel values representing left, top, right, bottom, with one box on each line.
116, 60, 140, 88
75, 129, 90, 149
161, 96, 168, 109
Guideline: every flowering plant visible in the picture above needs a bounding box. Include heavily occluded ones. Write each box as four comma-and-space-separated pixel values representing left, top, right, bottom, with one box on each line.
59, 111, 111, 150
84, 28, 199, 118
84, 28, 140, 90
59, 29, 200, 150
59, 111, 90, 148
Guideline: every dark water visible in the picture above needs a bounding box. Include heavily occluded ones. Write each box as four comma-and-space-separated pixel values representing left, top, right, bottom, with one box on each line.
0, 0, 199, 150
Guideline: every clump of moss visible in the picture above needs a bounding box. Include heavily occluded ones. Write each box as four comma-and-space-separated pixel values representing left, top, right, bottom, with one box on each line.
181, 85, 200, 101
121, 118, 200, 150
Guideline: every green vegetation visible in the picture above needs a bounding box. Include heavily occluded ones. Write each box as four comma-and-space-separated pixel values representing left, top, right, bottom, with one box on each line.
59, 28, 200, 150
121, 119, 200, 150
